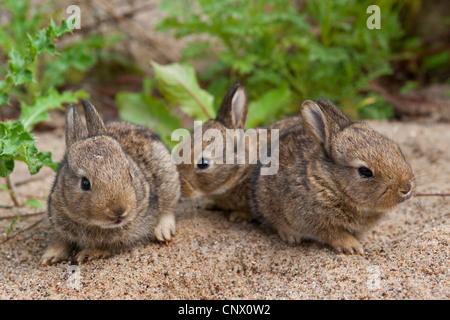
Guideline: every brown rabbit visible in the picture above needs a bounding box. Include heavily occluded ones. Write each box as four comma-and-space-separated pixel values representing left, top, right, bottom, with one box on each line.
176, 83, 299, 221
41, 99, 180, 264
251, 99, 415, 254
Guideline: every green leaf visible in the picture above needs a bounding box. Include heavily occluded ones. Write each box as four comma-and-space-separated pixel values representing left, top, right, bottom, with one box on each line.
6, 215, 21, 235
116, 90, 181, 147
0, 120, 59, 176
246, 84, 292, 128
8, 50, 27, 72
9, 69, 33, 85
157, 0, 403, 121
3, 20, 74, 88
0, 92, 9, 106
7, 50, 33, 85
20, 89, 88, 130
151, 61, 215, 120
27, 29, 56, 56
424, 51, 450, 71
36, 151, 59, 172
53, 19, 73, 37
0, 155, 15, 177
23, 198, 43, 209
0, 17, 85, 179
0, 121, 34, 156
40, 32, 118, 92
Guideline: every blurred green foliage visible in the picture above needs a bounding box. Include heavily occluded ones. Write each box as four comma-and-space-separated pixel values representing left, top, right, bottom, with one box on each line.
116, 75, 182, 147
0, 1, 120, 208
155, 0, 409, 122
116, 0, 418, 148
0, 4, 83, 181
117, 61, 218, 147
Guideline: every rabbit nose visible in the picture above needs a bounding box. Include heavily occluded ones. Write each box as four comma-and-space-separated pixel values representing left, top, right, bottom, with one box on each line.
111, 206, 127, 217
399, 181, 413, 197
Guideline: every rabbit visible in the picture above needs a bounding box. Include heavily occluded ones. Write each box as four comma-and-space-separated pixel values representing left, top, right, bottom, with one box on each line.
41, 99, 180, 264
251, 99, 415, 254
176, 83, 299, 221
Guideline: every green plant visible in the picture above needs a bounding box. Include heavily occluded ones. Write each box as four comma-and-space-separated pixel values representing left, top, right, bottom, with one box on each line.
0, 2, 89, 208
117, 62, 214, 148
117, 61, 292, 149
157, 0, 407, 122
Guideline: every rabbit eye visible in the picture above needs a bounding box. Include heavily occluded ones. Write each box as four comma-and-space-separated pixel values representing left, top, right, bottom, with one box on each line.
358, 167, 373, 178
129, 171, 134, 182
196, 158, 210, 170
81, 177, 91, 191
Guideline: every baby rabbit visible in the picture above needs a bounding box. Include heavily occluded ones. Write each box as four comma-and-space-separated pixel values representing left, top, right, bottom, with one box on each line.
251, 99, 415, 254
41, 99, 180, 264
177, 83, 299, 221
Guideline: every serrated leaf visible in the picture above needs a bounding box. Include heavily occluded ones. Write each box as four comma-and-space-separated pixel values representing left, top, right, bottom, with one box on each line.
4, 20, 74, 88
20, 89, 88, 130
9, 69, 33, 85
45, 19, 72, 39
7, 50, 33, 85
20, 143, 41, 174
27, 29, 56, 56
0, 121, 34, 156
0, 156, 15, 177
0, 120, 59, 176
54, 19, 73, 37
36, 151, 59, 172
151, 61, 215, 120
0, 18, 83, 179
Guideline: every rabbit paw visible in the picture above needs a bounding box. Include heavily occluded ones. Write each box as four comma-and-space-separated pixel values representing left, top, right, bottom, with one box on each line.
154, 212, 176, 242
228, 211, 253, 222
329, 235, 364, 255
41, 242, 71, 265
76, 248, 111, 263
278, 229, 302, 245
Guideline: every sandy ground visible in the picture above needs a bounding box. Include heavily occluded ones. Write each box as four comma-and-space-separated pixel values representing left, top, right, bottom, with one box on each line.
0, 119, 449, 300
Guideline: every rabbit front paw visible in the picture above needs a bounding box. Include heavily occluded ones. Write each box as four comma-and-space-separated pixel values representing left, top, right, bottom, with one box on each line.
278, 229, 302, 245
41, 242, 72, 265
76, 248, 111, 263
154, 212, 176, 242
329, 235, 364, 255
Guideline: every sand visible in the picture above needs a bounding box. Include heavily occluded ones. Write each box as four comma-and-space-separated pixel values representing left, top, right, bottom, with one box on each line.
0, 119, 449, 300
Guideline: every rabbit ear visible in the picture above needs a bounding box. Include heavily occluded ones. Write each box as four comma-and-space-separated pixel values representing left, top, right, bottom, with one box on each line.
216, 83, 248, 129
301, 99, 351, 153
81, 99, 107, 136
301, 100, 329, 145
315, 99, 351, 128
66, 104, 87, 148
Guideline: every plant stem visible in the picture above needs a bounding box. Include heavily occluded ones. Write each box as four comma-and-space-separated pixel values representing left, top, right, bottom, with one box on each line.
0, 210, 46, 220
1, 217, 44, 245
5, 176, 20, 207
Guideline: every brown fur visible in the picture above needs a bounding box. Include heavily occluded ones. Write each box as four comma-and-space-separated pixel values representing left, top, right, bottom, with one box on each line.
177, 83, 300, 220
41, 99, 180, 264
251, 99, 415, 254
